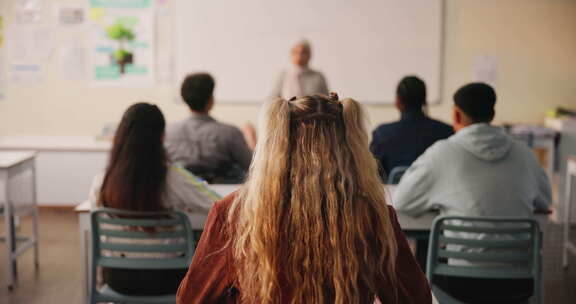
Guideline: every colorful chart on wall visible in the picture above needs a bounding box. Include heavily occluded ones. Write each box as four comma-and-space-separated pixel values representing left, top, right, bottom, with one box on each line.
88, 0, 154, 86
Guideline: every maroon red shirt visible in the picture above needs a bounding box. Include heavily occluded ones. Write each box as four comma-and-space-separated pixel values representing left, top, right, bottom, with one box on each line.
177, 193, 432, 304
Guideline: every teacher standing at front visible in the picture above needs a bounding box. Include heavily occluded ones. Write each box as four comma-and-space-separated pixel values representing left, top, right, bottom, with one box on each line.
271, 40, 329, 100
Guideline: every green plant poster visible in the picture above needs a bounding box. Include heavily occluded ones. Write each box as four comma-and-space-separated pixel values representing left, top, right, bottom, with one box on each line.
88, 0, 154, 86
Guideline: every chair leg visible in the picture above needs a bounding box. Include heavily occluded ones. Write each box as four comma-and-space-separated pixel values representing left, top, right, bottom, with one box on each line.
32, 208, 39, 270
563, 173, 573, 269
5, 204, 16, 290
31, 164, 39, 270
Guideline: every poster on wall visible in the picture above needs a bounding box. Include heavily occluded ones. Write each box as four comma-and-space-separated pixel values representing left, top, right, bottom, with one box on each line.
88, 0, 154, 86
6, 0, 52, 87
56, 5, 85, 26
14, 0, 42, 25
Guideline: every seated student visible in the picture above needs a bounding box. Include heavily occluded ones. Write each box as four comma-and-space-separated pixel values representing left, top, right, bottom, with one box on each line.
394, 83, 551, 303
370, 76, 453, 179
177, 94, 432, 304
165, 73, 255, 183
88, 102, 221, 296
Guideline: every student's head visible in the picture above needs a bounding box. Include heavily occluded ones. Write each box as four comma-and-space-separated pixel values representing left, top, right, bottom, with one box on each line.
231, 94, 397, 303
395, 75, 426, 112
452, 83, 497, 131
181, 73, 215, 113
291, 39, 312, 68
100, 102, 167, 212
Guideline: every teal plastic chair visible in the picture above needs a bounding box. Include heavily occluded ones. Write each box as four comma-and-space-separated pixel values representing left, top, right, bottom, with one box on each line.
426, 216, 542, 304
388, 166, 409, 184
90, 208, 195, 304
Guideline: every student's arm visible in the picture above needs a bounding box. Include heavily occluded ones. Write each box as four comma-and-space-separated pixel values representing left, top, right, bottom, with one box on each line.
166, 166, 221, 214
176, 197, 235, 304
227, 127, 253, 171
392, 144, 438, 217
377, 206, 432, 304
240, 123, 257, 150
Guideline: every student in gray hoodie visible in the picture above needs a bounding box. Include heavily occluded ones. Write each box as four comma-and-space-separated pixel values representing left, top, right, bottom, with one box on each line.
394, 83, 550, 218
394, 83, 551, 303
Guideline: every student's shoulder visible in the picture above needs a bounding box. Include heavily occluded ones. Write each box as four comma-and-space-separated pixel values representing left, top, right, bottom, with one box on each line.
373, 121, 403, 137
509, 139, 541, 163
426, 117, 454, 133
385, 205, 405, 234
421, 138, 454, 160
214, 191, 238, 210
212, 119, 240, 130
386, 205, 399, 222
170, 117, 189, 128
207, 191, 239, 222
210, 120, 244, 138
165, 119, 188, 138
167, 165, 202, 183
167, 165, 223, 201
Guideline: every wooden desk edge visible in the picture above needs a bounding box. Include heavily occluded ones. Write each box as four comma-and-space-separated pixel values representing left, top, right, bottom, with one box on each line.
75, 201, 90, 213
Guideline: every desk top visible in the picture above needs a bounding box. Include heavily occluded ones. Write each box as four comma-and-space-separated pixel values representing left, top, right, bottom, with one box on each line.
74, 183, 550, 231
74, 184, 436, 230
75, 184, 395, 211
0, 136, 110, 152
0, 151, 36, 168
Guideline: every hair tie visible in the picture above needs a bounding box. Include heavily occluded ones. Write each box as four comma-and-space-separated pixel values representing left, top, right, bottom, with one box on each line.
293, 113, 339, 122
329, 92, 339, 102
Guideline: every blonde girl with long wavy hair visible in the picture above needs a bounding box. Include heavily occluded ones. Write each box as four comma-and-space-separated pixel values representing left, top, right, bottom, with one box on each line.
177, 94, 431, 304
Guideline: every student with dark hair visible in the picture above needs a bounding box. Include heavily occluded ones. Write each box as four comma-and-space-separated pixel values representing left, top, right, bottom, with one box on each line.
87, 102, 220, 295
179, 73, 215, 112
370, 76, 453, 179
394, 83, 551, 303
166, 73, 255, 183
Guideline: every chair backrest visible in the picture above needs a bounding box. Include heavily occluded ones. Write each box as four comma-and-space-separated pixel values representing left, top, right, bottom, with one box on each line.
388, 166, 409, 184
91, 208, 194, 276
426, 216, 542, 282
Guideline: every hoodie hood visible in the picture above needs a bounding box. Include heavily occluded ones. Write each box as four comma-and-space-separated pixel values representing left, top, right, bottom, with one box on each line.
450, 123, 513, 162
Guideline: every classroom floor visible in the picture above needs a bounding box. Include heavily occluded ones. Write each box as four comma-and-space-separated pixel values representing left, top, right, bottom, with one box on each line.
1, 209, 576, 304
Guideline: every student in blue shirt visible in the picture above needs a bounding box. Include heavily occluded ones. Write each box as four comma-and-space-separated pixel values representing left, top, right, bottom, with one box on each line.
370, 76, 453, 181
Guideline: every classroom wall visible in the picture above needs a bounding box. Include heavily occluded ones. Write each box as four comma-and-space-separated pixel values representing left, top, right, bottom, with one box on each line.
0, 0, 575, 136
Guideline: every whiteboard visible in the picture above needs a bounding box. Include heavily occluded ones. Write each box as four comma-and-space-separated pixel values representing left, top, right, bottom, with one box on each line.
175, 0, 443, 104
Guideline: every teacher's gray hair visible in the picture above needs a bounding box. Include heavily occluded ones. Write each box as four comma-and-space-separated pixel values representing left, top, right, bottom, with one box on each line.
294, 39, 311, 53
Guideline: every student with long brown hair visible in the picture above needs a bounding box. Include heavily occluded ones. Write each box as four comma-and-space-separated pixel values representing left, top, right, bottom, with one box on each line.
87, 102, 221, 295
176, 94, 431, 303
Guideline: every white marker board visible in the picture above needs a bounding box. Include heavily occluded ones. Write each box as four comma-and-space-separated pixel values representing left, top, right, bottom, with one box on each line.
175, 0, 443, 104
